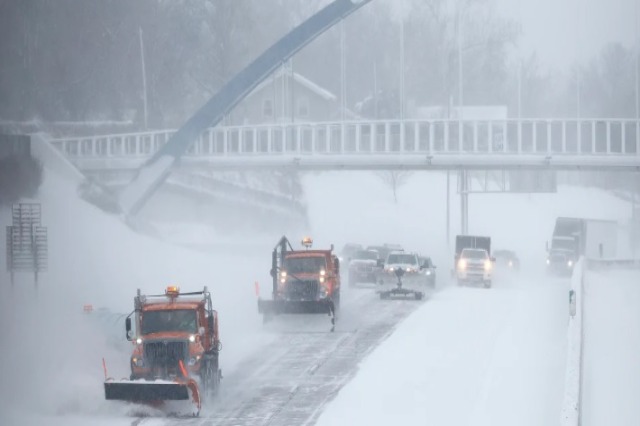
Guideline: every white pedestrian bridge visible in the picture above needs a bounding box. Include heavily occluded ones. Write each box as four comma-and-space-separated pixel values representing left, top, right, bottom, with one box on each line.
51, 118, 640, 172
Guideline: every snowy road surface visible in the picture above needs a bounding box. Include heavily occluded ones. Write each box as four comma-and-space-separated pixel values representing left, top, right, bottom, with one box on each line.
582, 270, 640, 426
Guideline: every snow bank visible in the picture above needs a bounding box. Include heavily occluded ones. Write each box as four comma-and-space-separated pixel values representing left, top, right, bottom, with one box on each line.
315, 277, 568, 426
561, 258, 584, 426
582, 269, 640, 426
30, 133, 85, 184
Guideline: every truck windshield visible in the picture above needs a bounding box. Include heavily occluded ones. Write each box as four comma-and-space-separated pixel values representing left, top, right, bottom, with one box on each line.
284, 256, 327, 274
552, 239, 575, 251
461, 249, 487, 259
386, 254, 417, 265
141, 309, 197, 335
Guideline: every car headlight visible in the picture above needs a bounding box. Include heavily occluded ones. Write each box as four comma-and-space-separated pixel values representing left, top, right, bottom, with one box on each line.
457, 259, 467, 270
387, 267, 395, 272
426, 270, 432, 276
484, 260, 492, 271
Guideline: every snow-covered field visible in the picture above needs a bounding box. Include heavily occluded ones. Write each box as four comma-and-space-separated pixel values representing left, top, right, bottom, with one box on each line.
582, 269, 640, 426
0, 164, 635, 425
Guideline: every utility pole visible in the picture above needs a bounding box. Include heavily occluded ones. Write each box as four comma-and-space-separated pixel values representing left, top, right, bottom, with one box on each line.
634, 0, 639, 256
446, 170, 450, 247
457, 5, 468, 234
517, 0, 523, 120
400, 14, 406, 120
575, 0, 581, 120
139, 27, 148, 130
373, 60, 378, 119
340, 19, 347, 121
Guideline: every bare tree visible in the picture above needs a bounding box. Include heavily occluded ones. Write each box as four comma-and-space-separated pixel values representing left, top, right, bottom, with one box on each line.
377, 170, 412, 204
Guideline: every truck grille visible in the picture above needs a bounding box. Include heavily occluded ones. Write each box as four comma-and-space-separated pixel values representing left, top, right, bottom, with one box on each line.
285, 280, 318, 300
143, 340, 188, 368
467, 264, 485, 272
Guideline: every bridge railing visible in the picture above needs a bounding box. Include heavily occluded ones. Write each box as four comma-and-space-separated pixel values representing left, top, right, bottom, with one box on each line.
50, 119, 640, 159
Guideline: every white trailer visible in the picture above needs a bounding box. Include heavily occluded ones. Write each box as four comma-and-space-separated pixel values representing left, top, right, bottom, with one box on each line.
583, 219, 618, 259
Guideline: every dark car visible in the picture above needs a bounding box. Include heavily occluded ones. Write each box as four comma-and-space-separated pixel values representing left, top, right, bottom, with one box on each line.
493, 250, 520, 270
418, 256, 437, 287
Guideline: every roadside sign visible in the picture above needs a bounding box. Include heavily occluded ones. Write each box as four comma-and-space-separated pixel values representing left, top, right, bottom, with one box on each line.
6, 203, 48, 287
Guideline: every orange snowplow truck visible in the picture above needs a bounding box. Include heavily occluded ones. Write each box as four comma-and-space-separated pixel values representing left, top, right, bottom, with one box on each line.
257, 236, 341, 329
104, 286, 221, 416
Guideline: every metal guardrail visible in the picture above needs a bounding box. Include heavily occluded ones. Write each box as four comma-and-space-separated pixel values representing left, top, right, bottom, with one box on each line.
586, 258, 640, 270
50, 119, 640, 159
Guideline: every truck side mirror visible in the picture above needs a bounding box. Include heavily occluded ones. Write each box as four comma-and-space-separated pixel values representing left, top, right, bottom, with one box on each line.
125, 317, 132, 341
208, 315, 214, 332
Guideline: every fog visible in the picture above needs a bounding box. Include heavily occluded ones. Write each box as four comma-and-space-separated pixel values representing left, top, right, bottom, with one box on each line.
0, 0, 639, 424
1, 165, 635, 424
1, 0, 638, 125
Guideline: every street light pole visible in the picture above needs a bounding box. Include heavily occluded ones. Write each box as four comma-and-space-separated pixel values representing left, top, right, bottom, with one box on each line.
575, 0, 581, 120
457, 6, 468, 234
400, 13, 405, 120
139, 27, 148, 130
340, 19, 347, 121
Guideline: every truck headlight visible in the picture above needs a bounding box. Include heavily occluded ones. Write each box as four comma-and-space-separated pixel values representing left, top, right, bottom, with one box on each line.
187, 355, 202, 366
484, 260, 492, 271
136, 337, 143, 345
189, 335, 196, 343
567, 260, 573, 267
426, 270, 432, 276
457, 259, 467, 270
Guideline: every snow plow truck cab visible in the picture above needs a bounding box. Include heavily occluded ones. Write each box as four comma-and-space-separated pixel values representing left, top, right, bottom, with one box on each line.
103, 286, 221, 416
257, 236, 341, 329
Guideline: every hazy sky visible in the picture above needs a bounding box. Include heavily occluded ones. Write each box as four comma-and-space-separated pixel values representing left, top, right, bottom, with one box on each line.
494, 0, 638, 71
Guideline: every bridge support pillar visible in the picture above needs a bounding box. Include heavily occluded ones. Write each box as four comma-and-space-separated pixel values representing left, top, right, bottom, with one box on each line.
460, 170, 469, 234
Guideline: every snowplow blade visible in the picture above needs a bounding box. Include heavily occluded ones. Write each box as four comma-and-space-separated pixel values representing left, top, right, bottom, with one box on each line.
104, 380, 190, 401
258, 299, 333, 315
